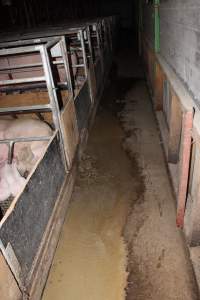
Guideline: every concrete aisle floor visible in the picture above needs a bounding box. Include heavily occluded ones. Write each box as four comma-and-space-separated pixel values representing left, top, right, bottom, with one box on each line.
42, 43, 199, 300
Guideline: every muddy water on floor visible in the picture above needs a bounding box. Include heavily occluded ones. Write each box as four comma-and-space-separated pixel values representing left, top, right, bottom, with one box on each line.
42, 104, 137, 300
43, 50, 198, 299
119, 80, 198, 300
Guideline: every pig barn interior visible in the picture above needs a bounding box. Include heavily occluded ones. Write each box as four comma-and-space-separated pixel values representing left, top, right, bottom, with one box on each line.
0, 1, 200, 300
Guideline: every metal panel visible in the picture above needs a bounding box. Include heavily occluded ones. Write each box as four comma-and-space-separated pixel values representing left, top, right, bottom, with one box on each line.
163, 79, 171, 128
74, 80, 91, 132
0, 133, 65, 282
95, 59, 102, 95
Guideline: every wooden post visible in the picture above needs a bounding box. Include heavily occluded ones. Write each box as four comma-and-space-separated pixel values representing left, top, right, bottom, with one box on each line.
168, 92, 182, 163
176, 110, 193, 228
154, 62, 164, 110
0, 252, 22, 300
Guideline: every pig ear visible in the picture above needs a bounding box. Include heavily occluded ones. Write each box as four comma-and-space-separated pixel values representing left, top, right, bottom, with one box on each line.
17, 146, 34, 163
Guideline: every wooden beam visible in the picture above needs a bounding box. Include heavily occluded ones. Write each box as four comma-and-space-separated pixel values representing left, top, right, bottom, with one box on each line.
154, 62, 164, 110
168, 92, 182, 163
176, 110, 193, 228
0, 252, 22, 300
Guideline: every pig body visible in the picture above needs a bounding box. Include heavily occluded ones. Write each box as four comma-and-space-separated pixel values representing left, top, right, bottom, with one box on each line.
0, 118, 52, 202
0, 162, 26, 202
0, 118, 52, 174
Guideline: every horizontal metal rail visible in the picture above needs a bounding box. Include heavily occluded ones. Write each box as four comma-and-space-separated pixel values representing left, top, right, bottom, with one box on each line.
0, 135, 52, 164
0, 38, 60, 53
0, 60, 64, 72
0, 76, 46, 85
72, 64, 85, 68
0, 135, 51, 144
0, 45, 42, 56
0, 104, 51, 115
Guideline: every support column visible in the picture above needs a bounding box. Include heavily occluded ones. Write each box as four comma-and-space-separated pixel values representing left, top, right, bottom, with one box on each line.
154, 0, 160, 53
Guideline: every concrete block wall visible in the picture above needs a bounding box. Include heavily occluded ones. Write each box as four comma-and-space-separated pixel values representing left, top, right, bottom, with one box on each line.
160, 0, 200, 106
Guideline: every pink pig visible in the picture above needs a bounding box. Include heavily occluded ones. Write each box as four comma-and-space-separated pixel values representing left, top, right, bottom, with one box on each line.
0, 118, 52, 202
0, 162, 26, 202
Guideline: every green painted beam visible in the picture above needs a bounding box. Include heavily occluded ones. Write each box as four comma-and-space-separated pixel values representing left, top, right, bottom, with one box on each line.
154, 0, 160, 52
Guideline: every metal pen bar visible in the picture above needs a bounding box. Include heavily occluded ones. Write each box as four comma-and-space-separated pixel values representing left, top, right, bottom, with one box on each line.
0, 60, 64, 72
39, 45, 68, 169
69, 47, 82, 51
79, 30, 88, 78
0, 104, 51, 115
0, 37, 54, 48
0, 135, 52, 164
0, 45, 41, 56
0, 136, 51, 144
7, 141, 14, 164
59, 37, 74, 95
46, 38, 60, 49
72, 64, 84, 68
0, 76, 46, 86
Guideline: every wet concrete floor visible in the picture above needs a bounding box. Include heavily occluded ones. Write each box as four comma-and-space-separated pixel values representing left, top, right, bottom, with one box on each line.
42, 44, 199, 300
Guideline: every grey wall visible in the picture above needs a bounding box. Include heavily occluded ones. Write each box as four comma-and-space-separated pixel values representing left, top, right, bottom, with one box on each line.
160, 0, 200, 106
160, 0, 200, 105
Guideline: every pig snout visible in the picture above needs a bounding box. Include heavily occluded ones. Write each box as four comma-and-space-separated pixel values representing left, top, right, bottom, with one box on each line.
0, 163, 26, 202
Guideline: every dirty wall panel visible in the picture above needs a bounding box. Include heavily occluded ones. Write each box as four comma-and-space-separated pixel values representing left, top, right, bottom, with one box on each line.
74, 80, 91, 132
159, 0, 200, 105
95, 60, 103, 95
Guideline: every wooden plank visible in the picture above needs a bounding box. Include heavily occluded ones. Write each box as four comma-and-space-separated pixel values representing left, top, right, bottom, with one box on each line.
168, 92, 182, 163
154, 62, 164, 111
88, 58, 97, 103
0, 90, 69, 124
184, 124, 200, 246
0, 252, 22, 300
61, 97, 79, 167
176, 111, 193, 228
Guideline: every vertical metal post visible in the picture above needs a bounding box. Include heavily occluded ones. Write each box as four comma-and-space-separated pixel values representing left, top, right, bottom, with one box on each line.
86, 26, 94, 64
154, 0, 160, 53
108, 21, 113, 52
79, 30, 88, 78
39, 45, 68, 169
96, 24, 104, 73
59, 37, 74, 97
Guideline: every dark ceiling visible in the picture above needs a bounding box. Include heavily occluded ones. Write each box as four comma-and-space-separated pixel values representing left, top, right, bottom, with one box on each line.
0, 0, 137, 30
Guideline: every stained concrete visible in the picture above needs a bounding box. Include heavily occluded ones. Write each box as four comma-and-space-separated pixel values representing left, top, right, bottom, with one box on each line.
42, 41, 199, 300
143, 0, 200, 105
